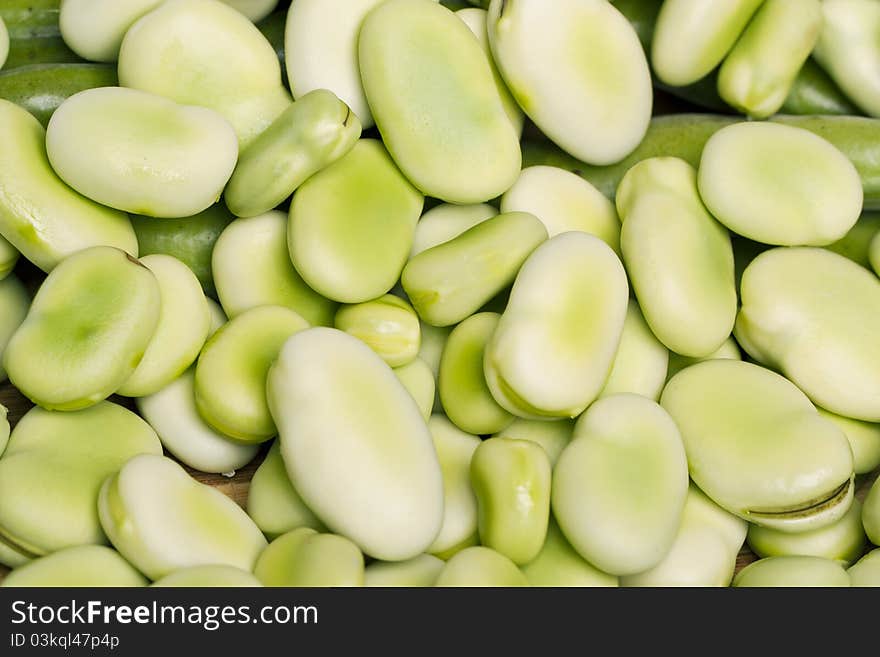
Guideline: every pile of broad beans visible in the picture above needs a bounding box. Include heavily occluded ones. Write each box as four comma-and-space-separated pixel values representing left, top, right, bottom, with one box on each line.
0, 0, 879, 588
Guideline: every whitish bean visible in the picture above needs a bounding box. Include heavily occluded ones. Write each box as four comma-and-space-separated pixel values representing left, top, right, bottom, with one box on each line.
484, 232, 628, 419
59, 0, 163, 62
402, 211, 547, 327
335, 295, 420, 368
666, 337, 741, 382
521, 520, 617, 587
0, 402, 161, 556
393, 358, 435, 421
254, 528, 364, 587
848, 549, 880, 587
220, 0, 278, 23
733, 556, 850, 587
814, 0, 880, 117
137, 369, 258, 474
410, 204, 496, 258
360, 0, 521, 203
246, 441, 324, 540
426, 415, 480, 558
1, 546, 146, 587
748, 499, 866, 565
501, 166, 620, 252
205, 298, 226, 337
488, 0, 650, 165
285, 0, 386, 128
491, 418, 573, 468
118, 255, 211, 397
455, 7, 523, 136
0, 404, 7, 456
0, 236, 18, 280
194, 305, 309, 442
817, 408, 880, 475
661, 360, 855, 532
46, 87, 238, 218
651, 0, 764, 86
864, 476, 880, 545
617, 157, 736, 358
4, 246, 160, 410
267, 328, 443, 560
698, 122, 862, 246
552, 394, 688, 575
152, 565, 261, 587
717, 0, 822, 118
439, 313, 513, 435
224, 89, 361, 218
0, 17, 7, 70
471, 437, 551, 565
621, 484, 746, 587
364, 554, 444, 587
736, 248, 880, 421
418, 322, 451, 413
0, 100, 136, 272
98, 454, 267, 580
213, 211, 337, 327
118, 0, 291, 147
0, 275, 28, 383
600, 301, 668, 401
434, 546, 528, 587
288, 140, 423, 303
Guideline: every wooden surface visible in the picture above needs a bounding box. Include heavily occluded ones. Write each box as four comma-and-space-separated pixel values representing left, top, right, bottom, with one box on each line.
2, 380, 877, 584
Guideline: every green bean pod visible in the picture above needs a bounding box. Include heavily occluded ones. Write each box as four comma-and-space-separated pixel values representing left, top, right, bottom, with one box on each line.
0, 63, 116, 127
522, 114, 880, 210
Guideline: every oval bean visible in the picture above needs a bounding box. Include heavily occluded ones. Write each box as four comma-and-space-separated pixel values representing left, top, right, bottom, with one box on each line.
484, 232, 628, 419
1, 545, 146, 587
426, 415, 480, 558
617, 157, 736, 357
0, 99, 136, 272
254, 528, 364, 587
267, 328, 444, 561
552, 394, 688, 576
46, 86, 238, 218
224, 89, 361, 218
136, 369, 258, 475
500, 165, 620, 252
661, 360, 855, 532
118, 0, 290, 148
402, 211, 547, 327
98, 454, 267, 580
288, 139, 423, 304
733, 556, 850, 587
152, 565, 261, 587
698, 122, 862, 246
4, 246, 160, 410
439, 312, 513, 435
0, 275, 28, 383
212, 211, 337, 326
0, 402, 161, 555
335, 295, 420, 368
194, 305, 309, 442
747, 499, 866, 565
471, 437, 551, 565
717, 0, 822, 118
117, 255, 211, 397
488, 0, 650, 165
59, 0, 163, 62
361, 0, 520, 203
736, 248, 880, 421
